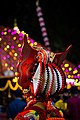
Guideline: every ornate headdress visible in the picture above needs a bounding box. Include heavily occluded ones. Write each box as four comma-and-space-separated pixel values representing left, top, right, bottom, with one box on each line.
15, 35, 72, 120
17, 35, 72, 99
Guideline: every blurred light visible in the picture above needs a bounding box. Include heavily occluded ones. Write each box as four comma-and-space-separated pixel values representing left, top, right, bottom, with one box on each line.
71, 75, 74, 78
30, 39, 34, 43
13, 57, 17, 60
14, 53, 18, 57
14, 27, 19, 31
62, 67, 65, 71
16, 30, 20, 34
27, 40, 30, 43
5, 63, 8, 67
67, 84, 71, 89
34, 42, 37, 45
11, 45, 14, 49
78, 64, 80, 68
30, 43, 33, 47
13, 37, 16, 40
73, 70, 78, 74
68, 75, 71, 78
65, 69, 69, 72
19, 37, 22, 41
8, 29, 11, 32
3, 56, 6, 60
12, 50, 15, 53
64, 63, 69, 67
4, 32, 7, 35
15, 72, 18, 76
0, 38, 2, 41
66, 78, 74, 84
18, 44, 21, 47
74, 75, 77, 79
69, 67, 72, 71
12, 77, 18, 82
18, 48, 22, 51
4, 42, 7, 45
1, 32, 4, 35
4, 48, 7, 51
10, 67, 13, 70
6, 45, 10, 49
21, 31, 26, 35
4, 28, 7, 31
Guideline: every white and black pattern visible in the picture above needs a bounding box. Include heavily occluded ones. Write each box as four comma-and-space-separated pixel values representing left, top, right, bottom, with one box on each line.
18, 35, 71, 99
32, 51, 66, 97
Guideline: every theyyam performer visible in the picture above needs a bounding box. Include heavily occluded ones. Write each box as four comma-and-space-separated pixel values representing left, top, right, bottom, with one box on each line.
14, 34, 72, 120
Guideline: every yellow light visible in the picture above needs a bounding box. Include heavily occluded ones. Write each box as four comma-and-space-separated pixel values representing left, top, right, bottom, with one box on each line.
4, 48, 7, 51
17, 30, 20, 34
75, 79, 78, 83
62, 67, 65, 71
13, 37, 16, 40
73, 70, 78, 74
0, 38, 2, 41
68, 75, 71, 78
15, 72, 18, 76
12, 77, 18, 82
4, 32, 7, 35
10, 67, 13, 70
5, 63, 8, 67
14, 27, 19, 31
14, 53, 18, 57
6, 45, 10, 49
18, 44, 21, 47
21, 31, 25, 35
26, 34, 28, 37
67, 84, 71, 89
34, 42, 37, 45
21, 32, 28, 37
64, 63, 69, 67
30, 43, 33, 47
27, 40, 30, 43
75, 78, 78, 81
69, 67, 72, 71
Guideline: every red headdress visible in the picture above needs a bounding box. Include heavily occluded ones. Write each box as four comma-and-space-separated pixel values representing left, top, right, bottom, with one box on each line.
17, 35, 72, 98
16, 35, 72, 120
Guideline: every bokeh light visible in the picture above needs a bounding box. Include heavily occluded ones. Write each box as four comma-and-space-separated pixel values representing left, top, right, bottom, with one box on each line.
0, 26, 37, 76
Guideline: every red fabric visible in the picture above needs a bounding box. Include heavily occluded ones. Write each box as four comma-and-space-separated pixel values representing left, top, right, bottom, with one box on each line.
54, 45, 72, 66
17, 35, 37, 89
14, 106, 46, 120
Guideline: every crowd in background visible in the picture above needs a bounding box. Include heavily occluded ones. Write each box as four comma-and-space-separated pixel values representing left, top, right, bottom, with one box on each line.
50, 86, 80, 120
6, 86, 80, 120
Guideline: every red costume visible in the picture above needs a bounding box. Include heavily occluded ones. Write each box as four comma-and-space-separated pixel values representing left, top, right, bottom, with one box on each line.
15, 35, 72, 120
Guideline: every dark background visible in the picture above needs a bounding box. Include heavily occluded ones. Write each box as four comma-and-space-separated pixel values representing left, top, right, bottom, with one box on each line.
0, 0, 80, 65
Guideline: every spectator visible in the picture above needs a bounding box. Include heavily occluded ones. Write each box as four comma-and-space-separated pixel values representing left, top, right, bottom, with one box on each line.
7, 89, 27, 120
64, 86, 80, 120
54, 93, 67, 112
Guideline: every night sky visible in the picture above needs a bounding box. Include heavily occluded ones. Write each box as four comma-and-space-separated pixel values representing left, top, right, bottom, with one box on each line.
0, 0, 80, 65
